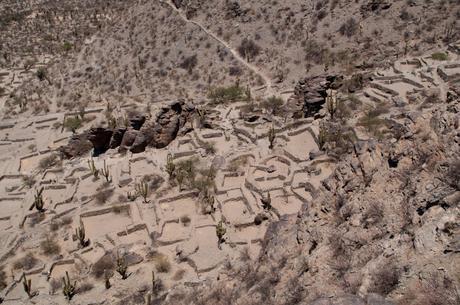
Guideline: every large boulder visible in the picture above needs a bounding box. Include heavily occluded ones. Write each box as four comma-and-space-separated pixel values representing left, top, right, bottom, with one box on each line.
129, 115, 146, 130
109, 128, 126, 149
130, 100, 194, 153
87, 127, 113, 156
294, 75, 340, 118
58, 132, 92, 159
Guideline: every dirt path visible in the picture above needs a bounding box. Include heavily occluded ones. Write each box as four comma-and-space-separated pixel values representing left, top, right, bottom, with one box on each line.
162, 0, 275, 97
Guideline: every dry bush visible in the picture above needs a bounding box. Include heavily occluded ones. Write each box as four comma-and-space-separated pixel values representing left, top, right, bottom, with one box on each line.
237, 38, 261, 61
179, 54, 198, 73
39, 154, 61, 170
13, 253, 38, 270
22, 175, 36, 188
339, 17, 359, 37
40, 237, 61, 256
369, 262, 401, 296
180, 215, 191, 226
49, 278, 62, 295
154, 254, 171, 273
95, 188, 114, 205
172, 269, 186, 281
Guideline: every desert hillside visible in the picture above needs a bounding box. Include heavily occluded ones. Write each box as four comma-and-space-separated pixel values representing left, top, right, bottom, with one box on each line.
0, 1, 459, 305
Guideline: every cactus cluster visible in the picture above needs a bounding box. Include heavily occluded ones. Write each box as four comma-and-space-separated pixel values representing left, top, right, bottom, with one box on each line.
30, 187, 45, 212
135, 181, 149, 203
75, 222, 90, 248
87, 158, 99, 179
62, 271, 76, 300
326, 89, 338, 120
101, 160, 111, 183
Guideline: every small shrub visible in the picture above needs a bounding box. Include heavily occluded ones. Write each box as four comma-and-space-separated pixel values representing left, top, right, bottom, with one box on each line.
179, 54, 198, 73
339, 17, 359, 37
431, 52, 449, 61
237, 38, 261, 61
40, 237, 61, 256
260, 96, 284, 116
208, 85, 245, 104
22, 175, 36, 188
63, 116, 82, 133
203, 141, 216, 155
369, 262, 401, 296
180, 215, 191, 226
13, 254, 38, 270
172, 269, 186, 281
154, 254, 171, 273
95, 189, 114, 205
39, 154, 61, 170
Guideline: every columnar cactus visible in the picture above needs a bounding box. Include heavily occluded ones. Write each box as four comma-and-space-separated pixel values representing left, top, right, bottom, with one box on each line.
216, 220, 226, 250
30, 187, 45, 212
62, 271, 76, 300
22, 274, 35, 298
87, 158, 99, 179
165, 153, 175, 179
268, 125, 276, 149
326, 89, 337, 119
101, 160, 111, 183
75, 222, 89, 248
135, 181, 149, 203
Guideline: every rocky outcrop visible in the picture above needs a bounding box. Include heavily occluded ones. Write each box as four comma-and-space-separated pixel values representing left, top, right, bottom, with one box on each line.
87, 127, 113, 156
131, 100, 194, 152
109, 128, 126, 149
294, 75, 340, 117
58, 133, 93, 159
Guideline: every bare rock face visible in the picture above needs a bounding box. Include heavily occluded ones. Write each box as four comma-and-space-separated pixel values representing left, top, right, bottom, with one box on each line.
109, 128, 126, 149
129, 115, 146, 130
131, 100, 194, 152
294, 75, 340, 118
58, 132, 93, 159
87, 127, 113, 156
119, 129, 140, 152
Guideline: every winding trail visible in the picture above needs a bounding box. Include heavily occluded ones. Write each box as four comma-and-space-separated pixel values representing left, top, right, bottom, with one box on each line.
161, 0, 275, 97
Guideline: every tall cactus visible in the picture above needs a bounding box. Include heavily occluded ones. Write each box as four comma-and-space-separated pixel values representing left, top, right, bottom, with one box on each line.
87, 158, 99, 179
75, 222, 89, 248
62, 271, 76, 300
22, 274, 35, 298
30, 187, 45, 212
165, 153, 175, 179
326, 89, 337, 120
135, 181, 149, 203
268, 125, 276, 149
101, 160, 111, 183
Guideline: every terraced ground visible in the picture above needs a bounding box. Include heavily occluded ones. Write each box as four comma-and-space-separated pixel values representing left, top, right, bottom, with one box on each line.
0, 43, 458, 303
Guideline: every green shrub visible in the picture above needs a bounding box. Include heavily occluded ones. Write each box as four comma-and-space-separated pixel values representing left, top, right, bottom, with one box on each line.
64, 116, 82, 133
208, 85, 245, 104
431, 52, 448, 61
